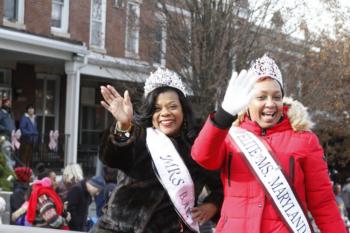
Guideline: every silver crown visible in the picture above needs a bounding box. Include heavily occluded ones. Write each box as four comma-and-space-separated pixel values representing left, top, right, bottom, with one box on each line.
144, 68, 188, 97
249, 54, 283, 87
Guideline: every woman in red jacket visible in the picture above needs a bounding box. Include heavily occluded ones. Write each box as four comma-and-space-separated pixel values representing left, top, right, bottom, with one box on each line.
191, 54, 346, 233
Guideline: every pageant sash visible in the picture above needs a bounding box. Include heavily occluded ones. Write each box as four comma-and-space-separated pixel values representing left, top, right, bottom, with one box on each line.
229, 127, 312, 233
146, 127, 199, 232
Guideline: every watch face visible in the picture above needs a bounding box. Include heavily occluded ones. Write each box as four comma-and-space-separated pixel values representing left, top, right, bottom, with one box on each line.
114, 129, 131, 141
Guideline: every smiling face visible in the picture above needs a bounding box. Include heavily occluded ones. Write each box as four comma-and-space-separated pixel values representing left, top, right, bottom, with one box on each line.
248, 77, 283, 129
152, 90, 184, 136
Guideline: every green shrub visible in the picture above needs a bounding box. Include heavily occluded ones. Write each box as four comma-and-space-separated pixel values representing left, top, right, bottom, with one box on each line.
0, 153, 14, 191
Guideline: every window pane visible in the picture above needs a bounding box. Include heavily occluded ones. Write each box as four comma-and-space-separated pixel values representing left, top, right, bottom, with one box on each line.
35, 76, 59, 140
81, 131, 103, 145
4, 0, 17, 21
45, 80, 56, 115
127, 31, 137, 53
91, 0, 104, 47
81, 106, 104, 130
44, 116, 55, 141
92, 0, 102, 21
128, 4, 138, 29
0, 88, 11, 101
51, 2, 63, 27
36, 116, 55, 143
36, 116, 43, 138
35, 79, 44, 115
80, 105, 105, 145
91, 21, 102, 46
126, 3, 139, 53
0, 70, 11, 86
154, 21, 163, 63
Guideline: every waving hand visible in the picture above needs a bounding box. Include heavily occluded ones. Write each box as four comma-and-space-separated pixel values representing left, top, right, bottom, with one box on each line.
100, 85, 133, 130
221, 69, 257, 116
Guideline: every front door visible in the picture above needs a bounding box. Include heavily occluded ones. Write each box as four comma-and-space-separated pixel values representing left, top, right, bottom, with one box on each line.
78, 85, 113, 176
35, 73, 60, 144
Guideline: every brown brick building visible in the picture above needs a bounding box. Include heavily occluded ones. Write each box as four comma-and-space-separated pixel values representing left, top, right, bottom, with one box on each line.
0, 0, 168, 174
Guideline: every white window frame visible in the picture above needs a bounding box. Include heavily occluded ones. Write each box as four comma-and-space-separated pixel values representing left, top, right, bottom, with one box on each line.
114, 0, 125, 8
3, 0, 25, 30
89, 0, 107, 52
51, 0, 70, 38
153, 12, 166, 67
35, 73, 61, 141
125, 0, 142, 58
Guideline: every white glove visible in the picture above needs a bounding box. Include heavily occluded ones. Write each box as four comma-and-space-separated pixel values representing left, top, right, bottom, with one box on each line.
221, 69, 257, 116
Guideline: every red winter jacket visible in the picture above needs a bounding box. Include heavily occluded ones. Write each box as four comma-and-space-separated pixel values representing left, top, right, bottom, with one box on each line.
192, 98, 346, 233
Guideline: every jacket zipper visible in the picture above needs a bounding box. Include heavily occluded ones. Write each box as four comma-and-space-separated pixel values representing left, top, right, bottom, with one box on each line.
261, 128, 266, 136
227, 152, 232, 187
289, 156, 295, 184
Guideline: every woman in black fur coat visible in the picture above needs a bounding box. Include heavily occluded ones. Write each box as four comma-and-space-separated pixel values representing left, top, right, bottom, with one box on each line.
90, 68, 223, 233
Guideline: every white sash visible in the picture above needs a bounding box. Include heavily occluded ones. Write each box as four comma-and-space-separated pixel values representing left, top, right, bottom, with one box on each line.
146, 127, 199, 232
229, 127, 312, 233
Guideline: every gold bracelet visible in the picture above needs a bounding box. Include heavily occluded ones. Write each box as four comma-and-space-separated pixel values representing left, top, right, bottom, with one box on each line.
114, 122, 133, 134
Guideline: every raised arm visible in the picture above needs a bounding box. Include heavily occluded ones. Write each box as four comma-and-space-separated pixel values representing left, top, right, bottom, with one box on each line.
100, 85, 133, 131
192, 70, 256, 170
99, 85, 140, 171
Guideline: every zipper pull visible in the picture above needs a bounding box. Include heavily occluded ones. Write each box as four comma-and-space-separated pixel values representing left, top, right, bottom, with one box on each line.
227, 153, 232, 187
289, 156, 295, 184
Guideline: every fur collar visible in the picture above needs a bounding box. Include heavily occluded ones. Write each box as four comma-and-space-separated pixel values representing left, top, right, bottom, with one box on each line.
283, 97, 314, 132
234, 97, 314, 132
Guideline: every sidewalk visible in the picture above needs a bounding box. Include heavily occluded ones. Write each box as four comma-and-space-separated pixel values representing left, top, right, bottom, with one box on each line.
0, 225, 80, 233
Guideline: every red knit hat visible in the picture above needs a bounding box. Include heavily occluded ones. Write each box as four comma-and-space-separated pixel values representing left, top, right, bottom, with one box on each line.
2, 98, 10, 105
14, 167, 32, 183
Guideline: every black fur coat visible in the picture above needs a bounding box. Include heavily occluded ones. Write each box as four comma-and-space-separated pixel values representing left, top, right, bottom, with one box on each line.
92, 124, 223, 233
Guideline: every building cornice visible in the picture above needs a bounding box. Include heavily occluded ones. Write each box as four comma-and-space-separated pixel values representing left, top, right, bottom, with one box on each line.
0, 27, 88, 60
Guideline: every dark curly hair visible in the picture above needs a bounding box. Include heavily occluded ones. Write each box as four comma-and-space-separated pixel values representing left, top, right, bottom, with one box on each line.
135, 86, 198, 147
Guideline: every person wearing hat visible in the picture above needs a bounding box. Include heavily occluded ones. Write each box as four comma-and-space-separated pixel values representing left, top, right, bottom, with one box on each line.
10, 166, 32, 225
0, 98, 15, 139
191, 54, 346, 233
25, 177, 68, 229
66, 176, 105, 231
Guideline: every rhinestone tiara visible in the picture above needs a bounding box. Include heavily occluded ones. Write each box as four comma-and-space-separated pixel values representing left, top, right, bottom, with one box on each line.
249, 54, 283, 87
144, 68, 188, 97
